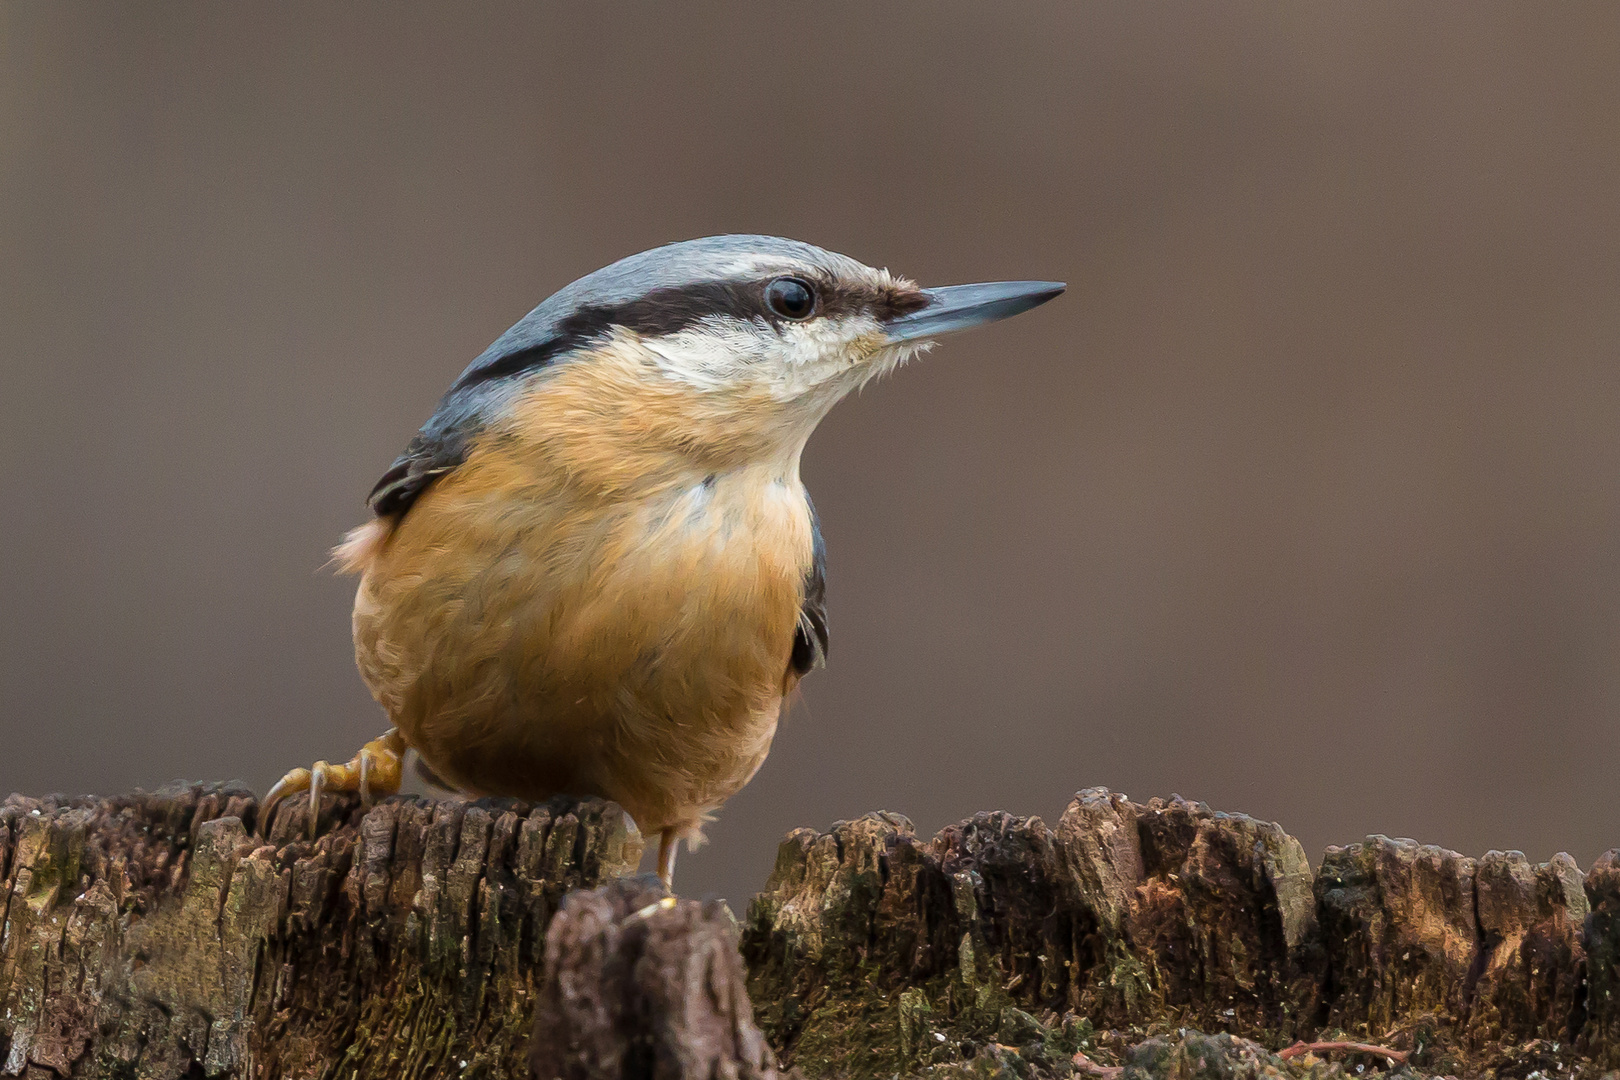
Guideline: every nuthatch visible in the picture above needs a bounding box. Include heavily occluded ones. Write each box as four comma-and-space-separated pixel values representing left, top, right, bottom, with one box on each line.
264, 235, 1062, 887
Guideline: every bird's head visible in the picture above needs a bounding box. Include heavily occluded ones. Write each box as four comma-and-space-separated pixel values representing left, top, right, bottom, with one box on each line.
430, 235, 1063, 477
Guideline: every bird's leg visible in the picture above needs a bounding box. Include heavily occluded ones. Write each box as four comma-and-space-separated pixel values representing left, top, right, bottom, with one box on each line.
262, 729, 406, 838
657, 828, 679, 891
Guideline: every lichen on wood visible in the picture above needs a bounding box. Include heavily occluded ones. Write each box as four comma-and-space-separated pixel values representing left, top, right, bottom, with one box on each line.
0, 782, 641, 1078
742, 789, 1611, 1079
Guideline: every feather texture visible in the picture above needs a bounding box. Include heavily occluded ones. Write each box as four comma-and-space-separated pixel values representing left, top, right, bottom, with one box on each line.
346, 338, 819, 841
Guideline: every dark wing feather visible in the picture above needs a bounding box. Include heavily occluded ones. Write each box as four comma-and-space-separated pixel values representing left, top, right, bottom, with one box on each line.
367, 427, 474, 517
790, 499, 830, 677
368, 316, 605, 517
365, 341, 571, 518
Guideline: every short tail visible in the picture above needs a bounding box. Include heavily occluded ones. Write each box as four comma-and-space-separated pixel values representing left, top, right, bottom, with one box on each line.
329, 517, 392, 575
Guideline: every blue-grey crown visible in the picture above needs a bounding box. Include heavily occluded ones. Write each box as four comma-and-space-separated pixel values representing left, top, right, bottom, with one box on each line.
454, 235, 871, 391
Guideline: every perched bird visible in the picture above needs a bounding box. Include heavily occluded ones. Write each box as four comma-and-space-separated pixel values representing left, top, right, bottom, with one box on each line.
264, 235, 1061, 886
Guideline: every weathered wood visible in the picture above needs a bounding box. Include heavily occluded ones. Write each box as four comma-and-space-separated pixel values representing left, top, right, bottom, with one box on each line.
530, 876, 794, 1080
0, 783, 641, 1078
742, 789, 1612, 1079
1317, 837, 1589, 1064
4, 781, 1618, 1079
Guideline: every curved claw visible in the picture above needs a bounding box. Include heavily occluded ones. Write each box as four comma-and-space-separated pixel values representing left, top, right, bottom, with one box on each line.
261, 730, 407, 839
307, 762, 328, 839
261, 767, 312, 836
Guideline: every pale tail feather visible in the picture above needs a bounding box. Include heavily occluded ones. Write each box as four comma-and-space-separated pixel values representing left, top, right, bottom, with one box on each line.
329, 518, 392, 575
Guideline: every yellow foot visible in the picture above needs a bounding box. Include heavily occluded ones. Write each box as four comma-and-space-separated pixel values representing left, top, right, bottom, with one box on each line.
657, 828, 678, 892
262, 729, 405, 837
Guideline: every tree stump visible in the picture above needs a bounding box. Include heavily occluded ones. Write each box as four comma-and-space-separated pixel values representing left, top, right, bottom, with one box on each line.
2, 782, 1616, 1079
742, 789, 1608, 1079
530, 876, 793, 1080
0, 783, 641, 1078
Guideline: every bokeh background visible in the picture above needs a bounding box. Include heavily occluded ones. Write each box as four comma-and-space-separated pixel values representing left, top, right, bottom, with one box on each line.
5, 4, 1620, 905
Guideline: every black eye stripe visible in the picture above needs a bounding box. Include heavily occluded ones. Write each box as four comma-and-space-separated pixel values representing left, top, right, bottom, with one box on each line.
579, 276, 929, 334
452, 276, 930, 391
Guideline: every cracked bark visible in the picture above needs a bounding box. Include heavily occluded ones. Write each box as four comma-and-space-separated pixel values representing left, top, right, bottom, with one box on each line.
742, 789, 1605, 1079
0, 783, 642, 1079
1, 782, 1617, 1079
528, 876, 794, 1080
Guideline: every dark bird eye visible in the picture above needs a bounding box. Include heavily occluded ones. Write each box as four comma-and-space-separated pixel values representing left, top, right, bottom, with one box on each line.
765, 277, 816, 320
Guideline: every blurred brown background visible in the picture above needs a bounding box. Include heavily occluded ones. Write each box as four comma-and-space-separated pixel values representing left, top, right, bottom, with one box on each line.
4, 3, 1619, 905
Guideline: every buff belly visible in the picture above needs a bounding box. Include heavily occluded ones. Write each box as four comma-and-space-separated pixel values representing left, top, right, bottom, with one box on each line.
347, 442, 813, 841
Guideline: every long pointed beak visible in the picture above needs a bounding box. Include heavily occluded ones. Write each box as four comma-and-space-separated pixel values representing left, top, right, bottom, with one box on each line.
883, 280, 1065, 344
